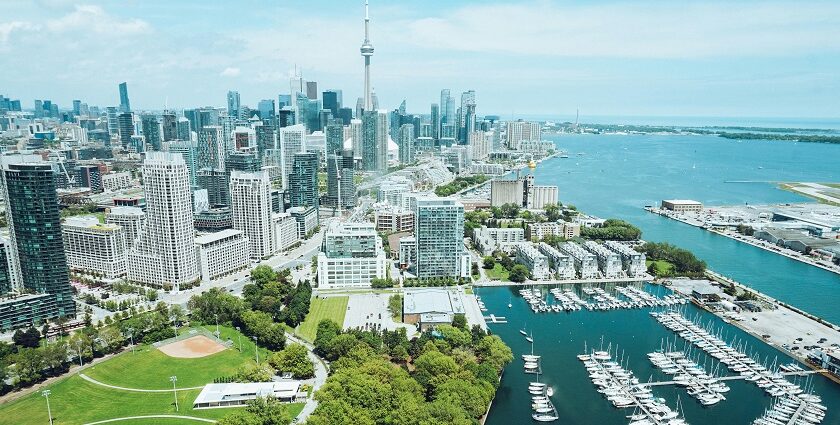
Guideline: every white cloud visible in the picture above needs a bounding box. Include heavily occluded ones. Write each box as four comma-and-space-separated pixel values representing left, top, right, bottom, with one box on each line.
400, 1, 840, 59
46, 4, 150, 34
0, 21, 39, 45
220, 67, 241, 77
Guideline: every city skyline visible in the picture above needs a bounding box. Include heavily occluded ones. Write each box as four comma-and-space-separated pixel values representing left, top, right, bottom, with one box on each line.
2, 1, 839, 119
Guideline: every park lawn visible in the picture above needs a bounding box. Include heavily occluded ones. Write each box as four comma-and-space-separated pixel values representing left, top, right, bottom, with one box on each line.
296, 296, 349, 342
646, 259, 675, 276
0, 374, 234, 425
485, 263, 510, 281
84, 327, 259, 389
198, 324, 273, 364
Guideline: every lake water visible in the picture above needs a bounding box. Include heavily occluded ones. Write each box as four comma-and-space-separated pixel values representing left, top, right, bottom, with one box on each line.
482, 134, 840, 425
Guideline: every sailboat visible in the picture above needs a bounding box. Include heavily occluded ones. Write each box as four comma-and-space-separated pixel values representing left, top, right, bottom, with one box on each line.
519, 322, 528, 336
526, 331, 534, 343
508, 296, 512, 308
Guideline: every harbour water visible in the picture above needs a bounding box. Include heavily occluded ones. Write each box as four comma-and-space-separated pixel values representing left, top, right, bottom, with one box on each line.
480, 284, 840, 425
482, 133, 840, 424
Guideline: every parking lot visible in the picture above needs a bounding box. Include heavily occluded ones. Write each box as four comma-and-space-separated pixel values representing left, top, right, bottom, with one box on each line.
342, 293, 417, 338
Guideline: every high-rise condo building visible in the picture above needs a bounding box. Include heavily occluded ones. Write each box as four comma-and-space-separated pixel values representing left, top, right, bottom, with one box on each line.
2, 157, 76, 318
198, 126, 225, 170
326, 148, 356, 210
431, 103, 440, 140
168, 140, 199, 187
279, 124, 306, 189
350, 119, 363, 161
322, 90, 342, 116
398, 123, 414, 164
127, 152, 198, 288
118, 112, 134, 147
119, 82, 131, 113
414, 198, 465, 279
230, 170, 274, 259
161, 112, 177, 142
375, 109, 389, 172
62, 216, 127, 280
506, 120, 541, 149
288, 152, 319, 211
227, 91, 240, 117
141, 114, 161, 151
105, 206, 145, 249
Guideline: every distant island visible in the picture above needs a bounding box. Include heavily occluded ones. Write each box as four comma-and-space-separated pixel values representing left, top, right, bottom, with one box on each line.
545, 123, 840, 144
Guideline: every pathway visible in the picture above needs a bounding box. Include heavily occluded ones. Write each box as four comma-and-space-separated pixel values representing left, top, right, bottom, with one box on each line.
84, 415, 216, 424
79, 374, 205, 392
284, 333, 329, 423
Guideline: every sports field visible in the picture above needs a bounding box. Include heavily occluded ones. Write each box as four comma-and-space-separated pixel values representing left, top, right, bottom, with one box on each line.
0, 326, 300, 424
296, 296, 348, 341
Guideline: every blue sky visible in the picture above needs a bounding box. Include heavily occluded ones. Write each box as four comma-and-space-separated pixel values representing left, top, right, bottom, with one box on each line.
1, 0, 839, 120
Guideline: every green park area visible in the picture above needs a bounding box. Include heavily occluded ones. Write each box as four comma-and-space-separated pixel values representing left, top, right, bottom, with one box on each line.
485, 263, 510, 281
0, 326, 302, 425
296, 296, 348, 342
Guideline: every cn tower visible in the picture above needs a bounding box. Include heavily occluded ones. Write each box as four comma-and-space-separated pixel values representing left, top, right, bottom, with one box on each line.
360, 0, 374, 112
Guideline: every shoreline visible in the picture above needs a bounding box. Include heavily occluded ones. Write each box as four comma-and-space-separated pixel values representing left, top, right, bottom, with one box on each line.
666, 271, 840, 385
645, 206, 840, 276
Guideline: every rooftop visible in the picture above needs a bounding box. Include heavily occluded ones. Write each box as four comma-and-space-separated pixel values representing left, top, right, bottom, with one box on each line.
404, 288, 465, 315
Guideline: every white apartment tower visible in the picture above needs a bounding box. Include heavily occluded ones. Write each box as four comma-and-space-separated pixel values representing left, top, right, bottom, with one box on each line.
127, 152, 199, 288
279, 124, 306, 189
230, 170, 275, 259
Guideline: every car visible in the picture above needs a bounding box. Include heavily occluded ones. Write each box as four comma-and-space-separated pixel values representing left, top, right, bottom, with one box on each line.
818, 338, 827, 343
791, 346, 800, 350
796, 337, 803, 342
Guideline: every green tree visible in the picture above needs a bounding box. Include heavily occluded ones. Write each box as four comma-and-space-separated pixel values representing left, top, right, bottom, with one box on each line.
240, 310, 286, 351
544, 203, 561, 221
508, 264, 530, 282
475, 335, 513, 371
482, 256, 495, 269
12, 327, 40, 348
219, 396, 292, 425
314, 319, 342, 355
235, 363, 275, 382
269, 344, 314, 379
187, 288, 246, 324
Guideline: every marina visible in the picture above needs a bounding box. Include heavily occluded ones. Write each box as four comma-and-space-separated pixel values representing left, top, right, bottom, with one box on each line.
517, 285, 688, 314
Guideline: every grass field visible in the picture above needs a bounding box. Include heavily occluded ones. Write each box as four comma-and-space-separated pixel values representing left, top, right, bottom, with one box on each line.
646, 259, 675, 276
485, 263, 510, 281
84, 326, 262, 389
0, 326, 298, 425
297, 296, 349, 341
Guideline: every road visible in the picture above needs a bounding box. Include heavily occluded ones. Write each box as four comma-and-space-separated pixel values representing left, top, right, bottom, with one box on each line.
160, 228, 324, 305
285, 333, 328, 423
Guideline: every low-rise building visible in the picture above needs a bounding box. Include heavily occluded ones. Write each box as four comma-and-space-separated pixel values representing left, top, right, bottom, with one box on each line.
317, 221, 387, 289
661, 199, 703, 213
474, 226, 525, 255
515, 243, 550, 280
526, 221, 580, 241
62, 215, 127, 279
194, 229, 250, 283
273, 213, 299, 252
583, 241, 624, 279
559, 242, 599, 279
399, 235, 416, 269
604, 241, 646, 277
753, 227, 839, 254
402, 288, 466, 331
288, 206, 318, 239
194, 207, 233, 232
538, 242, 575, 279
193, 381, 302, 409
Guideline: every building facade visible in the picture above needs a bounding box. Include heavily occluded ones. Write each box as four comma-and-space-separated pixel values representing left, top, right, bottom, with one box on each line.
317, 221, 387, 289
194, 229, 250, 283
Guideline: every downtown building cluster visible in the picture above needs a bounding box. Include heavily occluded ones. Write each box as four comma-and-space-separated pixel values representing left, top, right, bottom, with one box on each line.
0, 1, 558, 331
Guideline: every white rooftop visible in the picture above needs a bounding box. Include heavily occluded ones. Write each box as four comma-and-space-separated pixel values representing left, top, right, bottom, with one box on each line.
193, 381, 301, 405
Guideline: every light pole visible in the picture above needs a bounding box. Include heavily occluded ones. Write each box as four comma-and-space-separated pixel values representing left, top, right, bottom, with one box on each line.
74, 341, 84, 367
235, 327, 242, 352
214, 314, 220, 339
169, 376, 179, 411
252, 336, 259, 364
42, 390, 53, 425
127, 327, 135, 354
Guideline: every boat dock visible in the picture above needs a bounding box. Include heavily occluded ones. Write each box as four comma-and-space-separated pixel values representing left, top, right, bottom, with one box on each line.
643, 370, 824, 387
485, 314, 507, 323
579, 348, 686, 425
647, 350, 727, 405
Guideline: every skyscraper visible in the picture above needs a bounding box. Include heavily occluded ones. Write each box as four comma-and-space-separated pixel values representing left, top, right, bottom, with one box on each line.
257, 99, 275, 120
326, 148, 355, 210
118, 112, 134, 147
106, 106, 119, 138
2, 157, 75, 318
227, 91, 241, 117
398, 123, 414, 165
440, 89, 450, 127
288, 152, 319, 211
360, 0, 374, 111
325, 120, 344, 155
414, 198, 465, 279
161, 111, 177, 142
459, 90, 476, 143
306, 81, 318, 100
128, 152, 199, 288
230, 170, 274, 259
361, 111, 377, 171
350, 119, 363, 161
375, 109, 389, 172
323, 90, 342, 116
431, 103, 440, 140
141, 114, 161, 151
279, 124, 306, 189
198, 126, 225, 170
119, 82, 131, 113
